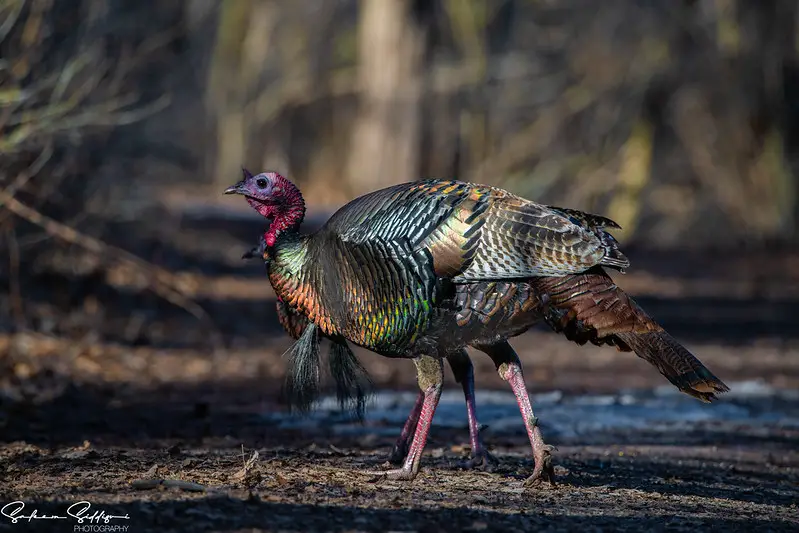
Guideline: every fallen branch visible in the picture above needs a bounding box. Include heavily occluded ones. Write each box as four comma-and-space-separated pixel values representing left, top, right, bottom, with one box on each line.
0, 188, 224, 354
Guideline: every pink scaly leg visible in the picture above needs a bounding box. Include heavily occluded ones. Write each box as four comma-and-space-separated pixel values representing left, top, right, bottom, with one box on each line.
367, 355, 444, 480
478, 341, 555, 487
448, 350, 497, 469
387, 350, 496, 469
387, 390, 424, 464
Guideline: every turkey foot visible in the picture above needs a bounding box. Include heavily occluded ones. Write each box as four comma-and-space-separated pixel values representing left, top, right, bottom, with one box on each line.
365, 464, 419, 481
524, 431, 556, 487
459, 445, 499, 470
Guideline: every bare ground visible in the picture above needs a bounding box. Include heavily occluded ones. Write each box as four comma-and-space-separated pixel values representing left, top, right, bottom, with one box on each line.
0, 440, 797, 532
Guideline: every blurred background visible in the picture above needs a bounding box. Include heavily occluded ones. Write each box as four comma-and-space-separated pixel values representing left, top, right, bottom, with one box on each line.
1, 0, 799, 443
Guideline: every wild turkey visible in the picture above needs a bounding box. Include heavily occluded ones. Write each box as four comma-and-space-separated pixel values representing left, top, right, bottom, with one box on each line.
243, 239, 496, 468
225, 170, 729, 485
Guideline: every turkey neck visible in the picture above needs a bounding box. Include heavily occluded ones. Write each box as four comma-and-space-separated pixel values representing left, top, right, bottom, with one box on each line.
251, 180, 306, 247
258, 179, 332, 331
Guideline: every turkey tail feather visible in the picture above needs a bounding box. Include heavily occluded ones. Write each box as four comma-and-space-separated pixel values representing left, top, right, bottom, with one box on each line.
328, 337, 373, 420
539, 267, 729, 402
614, 331, 729, 402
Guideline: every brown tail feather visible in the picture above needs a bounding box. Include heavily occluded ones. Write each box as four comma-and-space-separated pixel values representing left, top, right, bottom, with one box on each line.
537, 267, 729, 402
614, 331, 729, 402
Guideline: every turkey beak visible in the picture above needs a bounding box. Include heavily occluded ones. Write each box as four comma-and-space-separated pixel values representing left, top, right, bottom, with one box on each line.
224, 181, 246, 195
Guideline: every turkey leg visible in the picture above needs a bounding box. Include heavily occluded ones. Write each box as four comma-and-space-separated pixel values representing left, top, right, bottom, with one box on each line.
388, 350, 496, 469
367, 355, 444, 480
447, 349, 498, 469
478, 341, 556, 486
387, 390, 424, 463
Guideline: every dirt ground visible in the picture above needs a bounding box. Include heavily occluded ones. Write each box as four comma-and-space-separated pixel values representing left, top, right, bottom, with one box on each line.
0, 385, 797, 532
1, 212, 799, 532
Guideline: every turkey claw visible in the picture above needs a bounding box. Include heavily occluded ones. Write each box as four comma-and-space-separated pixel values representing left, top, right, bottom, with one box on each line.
459, 448, 499, 471
363, 467, 418, 482
523, 444, 557, 488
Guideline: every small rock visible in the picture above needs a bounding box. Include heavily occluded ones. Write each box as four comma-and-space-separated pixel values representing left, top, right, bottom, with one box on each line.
554, 465, 570, 476
61, 449, 99, 460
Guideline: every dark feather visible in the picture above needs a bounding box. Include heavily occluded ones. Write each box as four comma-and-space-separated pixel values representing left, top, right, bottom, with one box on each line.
615, 331, 730, 402
242, 234, 268, 260
328, 336, 373, 420
276, 298, 309, 340
547, 207, 622, 230
281, 322, 321, 414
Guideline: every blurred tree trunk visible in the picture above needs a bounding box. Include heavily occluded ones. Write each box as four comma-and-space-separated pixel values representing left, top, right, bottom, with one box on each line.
185, 0, 217, 74
607, 117, 653, 242
784, 9, 799, 237
185, 0, 216, 34
736, 0, 797, 237
206, 0, 252, 190
206, 1, 281, 190
345, 0, 428, 195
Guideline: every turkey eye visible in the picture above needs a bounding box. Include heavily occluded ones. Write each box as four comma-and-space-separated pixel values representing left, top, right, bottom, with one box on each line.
256, 178, 268, 189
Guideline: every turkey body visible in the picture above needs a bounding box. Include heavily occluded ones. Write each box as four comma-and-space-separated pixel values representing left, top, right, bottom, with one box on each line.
228, 174, 729, 485
268, 180, 620, 356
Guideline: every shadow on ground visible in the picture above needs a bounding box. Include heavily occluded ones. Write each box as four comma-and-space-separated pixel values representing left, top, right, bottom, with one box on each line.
0, 497, 794, 533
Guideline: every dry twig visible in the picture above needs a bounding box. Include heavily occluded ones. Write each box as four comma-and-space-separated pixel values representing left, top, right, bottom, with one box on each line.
231, 448, 260, 484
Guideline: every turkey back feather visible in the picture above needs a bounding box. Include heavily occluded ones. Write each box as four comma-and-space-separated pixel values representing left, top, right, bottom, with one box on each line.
323, 179, 629, 280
